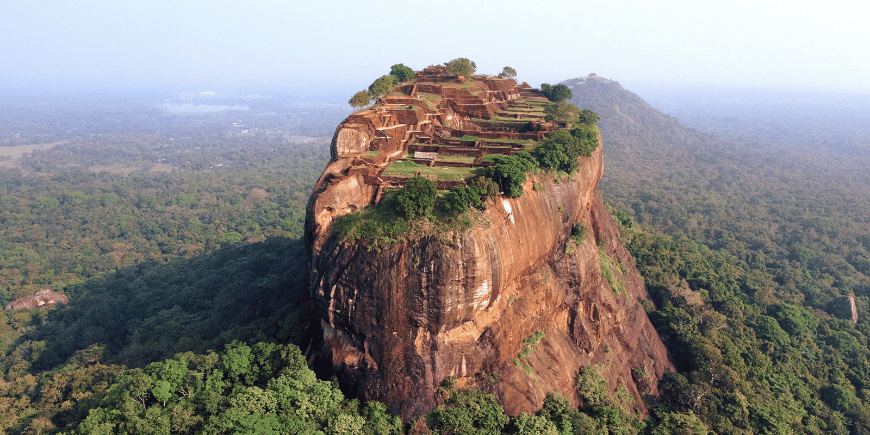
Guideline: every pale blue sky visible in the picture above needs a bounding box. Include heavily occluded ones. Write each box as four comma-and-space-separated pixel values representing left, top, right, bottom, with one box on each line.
3, 0, 868, 92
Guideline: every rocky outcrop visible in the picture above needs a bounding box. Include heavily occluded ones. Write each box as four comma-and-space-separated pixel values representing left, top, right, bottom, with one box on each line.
5, 289, 69, 310
304, 68, 673, 420
829, 296, 859, 323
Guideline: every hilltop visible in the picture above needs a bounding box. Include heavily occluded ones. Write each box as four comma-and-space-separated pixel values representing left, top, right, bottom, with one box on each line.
304, 63, 674, 420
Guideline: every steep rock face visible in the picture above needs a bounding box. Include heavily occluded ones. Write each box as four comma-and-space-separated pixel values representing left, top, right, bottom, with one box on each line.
306, 140, 673, 419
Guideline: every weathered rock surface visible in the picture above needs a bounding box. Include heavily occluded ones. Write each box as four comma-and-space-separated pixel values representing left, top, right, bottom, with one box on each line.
306, 148, 673, 420
304, 68, 673, 420
5, 289, 69, 310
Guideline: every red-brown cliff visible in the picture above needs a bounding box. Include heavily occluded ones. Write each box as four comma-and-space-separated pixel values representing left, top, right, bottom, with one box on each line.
304, 68, 673, 420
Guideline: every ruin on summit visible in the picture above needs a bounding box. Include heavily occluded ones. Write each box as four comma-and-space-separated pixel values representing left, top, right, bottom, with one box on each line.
335, 66, 556, 190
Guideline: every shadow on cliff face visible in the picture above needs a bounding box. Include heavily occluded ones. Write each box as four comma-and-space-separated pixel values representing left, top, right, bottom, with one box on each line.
16, 236, 313, 372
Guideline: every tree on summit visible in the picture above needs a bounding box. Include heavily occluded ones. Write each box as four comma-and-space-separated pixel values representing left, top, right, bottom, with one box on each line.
389, 63, 415, 83
445, 58, 476, 79
498, 66, 517, 79
397, 176, 436, 219
368, 75, 397, 102
540, 83, 572, 103
348, 90, 371, 110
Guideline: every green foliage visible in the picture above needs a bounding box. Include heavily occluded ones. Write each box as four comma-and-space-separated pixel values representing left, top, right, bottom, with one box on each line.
510, 412, 560, 434
468, 176, 500, 200
651, 412, 711, 435
571, 223, 588, 244
569, 122, 600, 157
576, 108, 601, 125
332, 198, 409, 246
598, 246, 626, 297
397, 175, 437, 220
425, 389, 509, 435
497, 66, 517, 80
768, 302, 818, 336
486, 151, 536, 198
577, 366, 610, 408
348, 90, 371, 110
389, 63, 415, 83
754, 315, 790, 348
533, 124, 599, 174
442, 176, 499, 215
368, 75, 397, 101
62, 342, 401, 435
444, 58, 476, 78
534, 129, 579, 173
543, 101, 579, 125
444, 185, 485, 215
540, 83, 573, 102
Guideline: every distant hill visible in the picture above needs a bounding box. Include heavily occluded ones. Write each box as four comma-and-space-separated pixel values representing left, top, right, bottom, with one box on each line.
562, 75, 718, 187
564, 74, 870, 312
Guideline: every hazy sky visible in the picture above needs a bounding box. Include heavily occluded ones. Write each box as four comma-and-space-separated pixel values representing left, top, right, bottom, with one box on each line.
3, 0, 868, 93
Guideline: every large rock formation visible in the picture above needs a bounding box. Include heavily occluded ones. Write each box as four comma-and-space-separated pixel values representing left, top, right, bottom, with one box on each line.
305, 67, 673, 420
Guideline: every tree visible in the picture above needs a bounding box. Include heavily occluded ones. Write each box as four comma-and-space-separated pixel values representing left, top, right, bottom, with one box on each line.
498, 66, 517, 80
576, 108, 600, 125
533, 130, 576, 173
444, 58, 476, 78
389, 64, 415, 83
543, 101, 579, 125
397, 176, 436, 220
368, 75, 397, 102
348, 90, 371, 111
487, 152, 536, 198
569, 123, 600, 157
540, 83, 572, 102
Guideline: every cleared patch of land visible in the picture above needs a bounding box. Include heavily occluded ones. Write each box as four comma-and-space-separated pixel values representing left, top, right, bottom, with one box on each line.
0, 141, 67, 167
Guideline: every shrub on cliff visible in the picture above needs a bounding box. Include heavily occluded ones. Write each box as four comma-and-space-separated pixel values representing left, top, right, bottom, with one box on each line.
533, 125, 599, 174
534, 129, 578, 173
487, 152, 536, 198
442, 177, 498, 215
397, 175, 436, 219
570, 123, 600, 157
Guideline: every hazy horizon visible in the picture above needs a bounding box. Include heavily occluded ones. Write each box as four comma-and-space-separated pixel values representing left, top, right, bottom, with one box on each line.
4, 0, 869, 95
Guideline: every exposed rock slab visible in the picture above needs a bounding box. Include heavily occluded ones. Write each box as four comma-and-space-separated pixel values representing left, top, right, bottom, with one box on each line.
5, 289, 69, 310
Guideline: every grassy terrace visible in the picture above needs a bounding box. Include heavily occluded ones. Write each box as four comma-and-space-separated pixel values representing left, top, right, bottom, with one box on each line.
451, 134, 537, 146
382, 159, 483, 181
437, 155, 477, 163
420, 93, 442, 105
472, 116, 536, 123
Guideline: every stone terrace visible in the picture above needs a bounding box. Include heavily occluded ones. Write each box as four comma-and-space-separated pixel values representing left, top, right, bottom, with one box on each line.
329, 67, 555, 193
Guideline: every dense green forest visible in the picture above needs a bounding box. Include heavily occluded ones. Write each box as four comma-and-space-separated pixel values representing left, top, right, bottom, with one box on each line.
2, 81, 870, 433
